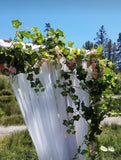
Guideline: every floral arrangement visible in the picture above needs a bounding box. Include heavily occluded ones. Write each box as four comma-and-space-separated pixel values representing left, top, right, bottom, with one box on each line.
0, 20, 119, 159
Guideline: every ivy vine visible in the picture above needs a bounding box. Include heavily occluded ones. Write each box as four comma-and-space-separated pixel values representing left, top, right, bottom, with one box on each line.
0, 20, 120, 159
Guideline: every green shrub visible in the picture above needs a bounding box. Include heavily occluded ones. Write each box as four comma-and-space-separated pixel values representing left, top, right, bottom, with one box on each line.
0, 74, 11, 90
0, 88, 23, 125
0, 98, 20, 116
0, 89, 13, 96
0, 89, 21, 117
0, 114, 24, 126
0, 130, 38, 160
96, 124, 121, 160
113, 73, 121, 95
1, 124, 121, 160
0, 108, 5, 116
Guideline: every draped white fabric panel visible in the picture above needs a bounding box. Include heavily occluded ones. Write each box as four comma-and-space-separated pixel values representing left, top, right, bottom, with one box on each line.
10, 62, 89, 160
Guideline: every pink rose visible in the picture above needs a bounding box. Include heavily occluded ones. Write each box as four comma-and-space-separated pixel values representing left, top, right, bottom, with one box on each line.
100, 68, 103, 73
93, 50, 97, 54
89, 142, 97, 151
93, 71, 98, 79
90, 151, 97, 156
89, 145, 95, 151
42, 58, 49, 63
0, 64, 5, 70
8, 66, 16, 74
67, 57, 75, 66
90, 50, 97, 55
93, 142, 97, 147
92, 58, 96, 63
91, 63, 96, 70
93, 75, 97, 79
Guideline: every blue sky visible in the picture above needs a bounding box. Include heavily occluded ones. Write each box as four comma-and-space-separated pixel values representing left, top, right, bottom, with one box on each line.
0, 0, 121, 47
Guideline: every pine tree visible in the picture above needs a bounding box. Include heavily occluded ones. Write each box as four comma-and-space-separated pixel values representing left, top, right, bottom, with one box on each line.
94, 25, 108, 56
105, 39, 112, 61
117, 33, 121, 70
83, 41, 94, 50
111, 42, 118, 63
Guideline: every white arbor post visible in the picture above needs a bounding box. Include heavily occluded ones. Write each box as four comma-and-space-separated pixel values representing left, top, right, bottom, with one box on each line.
0, 39, 89, 160
10, 63, 89, 160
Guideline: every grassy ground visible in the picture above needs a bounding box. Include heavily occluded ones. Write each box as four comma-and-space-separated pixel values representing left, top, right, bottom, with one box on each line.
97, 124, 121, 160
0, 130, 38, 160
0, 114, 24, 126
0, 124, 121, 160
0, 74, 121, 159
0, 74, 25, 126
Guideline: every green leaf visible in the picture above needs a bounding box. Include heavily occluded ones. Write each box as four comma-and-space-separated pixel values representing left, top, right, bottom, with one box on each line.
56, 80, 60, 84
103, 68, 113, 75
41, 88, 45, 92
37, 38, 42, 44
104, 74, 112, 82
61, 91, 67, 96
81, 149, 87, 155
67, 42, 74, 48
27, 74, 33, 81
96, 45, 103, 55
73, 114, 80, 121
30, 27, 38, 32
31, 34, 38, 41
77, 146, 81, 153
79, 48, 86, 55
31, 82, 36, 88
69, 119, 74, 125
71, 48, 78, 54
34, 88, 39, 93
39, 83, 43, 88
70, 87, 75, 93
55, 29, 64, 37
12, 20, 22, 29
63, 34, 66, 39
58, 84, 62, 88
48, 28, 55, 36
14, 43, 23, 49
62, 72, 70, 80
22, 31, 31, 39
71, 95, 78, 101
63, 120, 69, 127
35, 78, 40, 85
72, 131, 76, 134
34, 68, 40, 75
76, 66, 87, 81
16, 31, 23, 39
70, 125, 74, 130
67, 55, 73, 60
53, 84, 57, 88
66, 106, 74, 113
26, 45, 32, 53
63, 48, 70, 55
67, 129, 71, 134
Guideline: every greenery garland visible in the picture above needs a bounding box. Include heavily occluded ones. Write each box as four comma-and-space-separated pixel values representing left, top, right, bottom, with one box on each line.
0, 20, 120, 159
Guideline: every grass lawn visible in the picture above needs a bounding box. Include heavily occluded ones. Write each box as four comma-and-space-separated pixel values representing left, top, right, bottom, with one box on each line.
97, 123, 121, 160
0, 124, 121, 160
0, 130, 38, 160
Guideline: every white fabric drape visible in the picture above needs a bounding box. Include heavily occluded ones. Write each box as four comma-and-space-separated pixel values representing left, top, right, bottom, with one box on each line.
10, 62, 89, 160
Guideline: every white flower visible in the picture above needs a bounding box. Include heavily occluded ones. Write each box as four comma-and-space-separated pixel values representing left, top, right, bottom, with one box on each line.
55, 46, 60, 52
108, 146, 115, 152
100, 146, 108, 152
